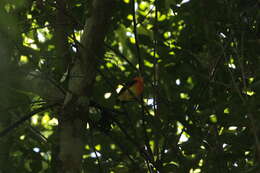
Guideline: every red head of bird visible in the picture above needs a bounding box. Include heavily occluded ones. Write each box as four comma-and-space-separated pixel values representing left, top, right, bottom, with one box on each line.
117, 76, 144, 101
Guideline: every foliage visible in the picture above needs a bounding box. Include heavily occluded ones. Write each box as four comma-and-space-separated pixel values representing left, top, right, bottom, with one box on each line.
0, 0, 260, 172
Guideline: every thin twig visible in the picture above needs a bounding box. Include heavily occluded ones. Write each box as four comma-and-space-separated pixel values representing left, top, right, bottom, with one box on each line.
131, 2, 153, 168
112, 117, 158, 171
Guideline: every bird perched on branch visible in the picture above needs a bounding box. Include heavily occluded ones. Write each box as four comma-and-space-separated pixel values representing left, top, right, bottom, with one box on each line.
117, 76, 144, 102
88, 77, 144, 131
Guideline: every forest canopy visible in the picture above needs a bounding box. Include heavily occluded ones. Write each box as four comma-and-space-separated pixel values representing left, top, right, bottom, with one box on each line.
0, 0, 260, 172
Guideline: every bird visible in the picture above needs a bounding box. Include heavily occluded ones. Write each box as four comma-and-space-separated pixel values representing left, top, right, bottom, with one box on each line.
117, 76, 144, 102
88, 77, 144, 131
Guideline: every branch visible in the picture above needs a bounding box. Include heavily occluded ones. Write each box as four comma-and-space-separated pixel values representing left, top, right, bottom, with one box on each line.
0, 103, 59, 137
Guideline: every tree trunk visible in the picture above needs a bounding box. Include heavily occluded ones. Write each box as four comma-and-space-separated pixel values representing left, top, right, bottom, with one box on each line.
55, 0, 115, 172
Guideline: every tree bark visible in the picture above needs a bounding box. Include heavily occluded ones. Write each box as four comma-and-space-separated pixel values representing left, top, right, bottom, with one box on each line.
56, 0, 115, 172
0, 32, 13, 173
